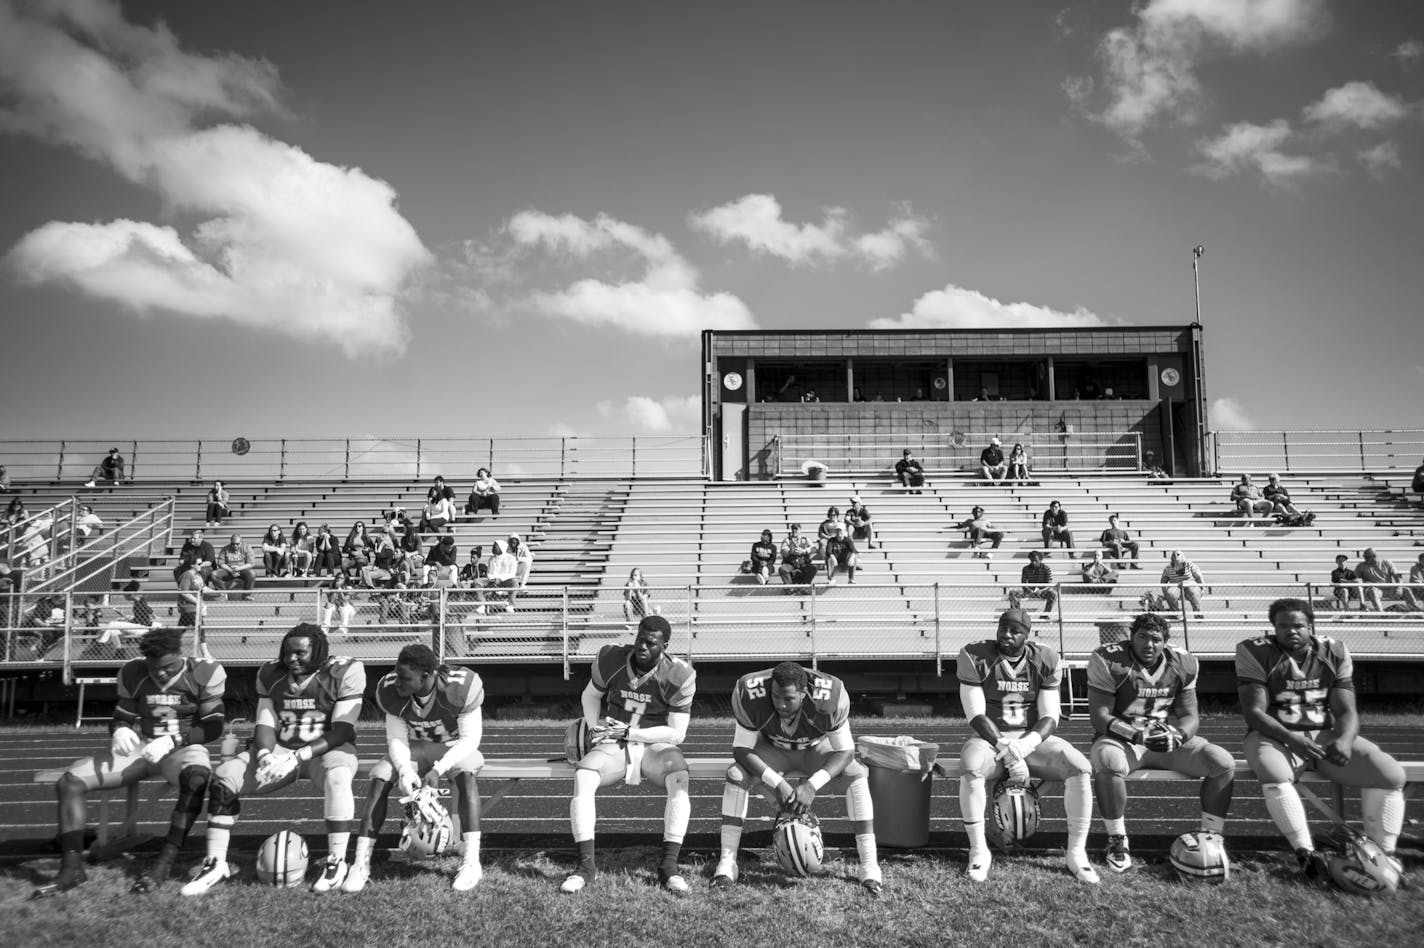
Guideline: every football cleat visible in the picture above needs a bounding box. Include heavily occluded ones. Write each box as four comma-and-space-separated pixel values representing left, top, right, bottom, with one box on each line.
860, 877, 883, 899
1296, 847, 1328, 882
1066, 849, 1100, 885
710, 857, 738, 889
966, 850, 992, 883
560, 872, 588, 894
31, 865, 87, 900
660, 872, 690, 896
180, 856, 233, 896
452, 861, 483, 892
1104, 835, 1133, 874
341, 858, 370, 893
311, 855, 349, 893
131, 857, 174, 894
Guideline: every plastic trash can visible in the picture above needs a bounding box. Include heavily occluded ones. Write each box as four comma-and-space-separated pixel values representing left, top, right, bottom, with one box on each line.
857, 736, 939, 848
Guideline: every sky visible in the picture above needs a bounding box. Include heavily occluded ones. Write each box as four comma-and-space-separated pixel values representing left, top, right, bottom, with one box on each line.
2, 0, 1422, 442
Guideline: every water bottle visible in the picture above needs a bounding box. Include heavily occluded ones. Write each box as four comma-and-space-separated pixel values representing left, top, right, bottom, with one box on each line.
220, 728, 240, 763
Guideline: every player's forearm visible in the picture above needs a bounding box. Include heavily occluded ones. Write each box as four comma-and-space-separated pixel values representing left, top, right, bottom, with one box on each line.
581, 687, 604, 726
385, 714, 412, 771
969, 714, 1001, 744
186, 707, 225, 746
253, 723, 278, 754
629, 723, 684, 745
813, 748, 855, 782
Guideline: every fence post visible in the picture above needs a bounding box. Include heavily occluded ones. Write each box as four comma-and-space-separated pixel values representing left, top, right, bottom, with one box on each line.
436, 587, 447, 662
1304, 581, 1315, 609
683, 585, 694, 665
561, 586, 570, 682
1358, 431, 1366, 473
933, 582, 942, 676
1177, 582, 1191, 651
416, 439, 422, 481
195, 440, 202, 481
1054, 581, 1065, 656
58, 441, 66, 480
130, 440, 138, 482
808, 580, 818, 670
630, 437, 637, 478
344, 439, 351, 480
560, 438, 567, 479
280, 439, 287, 482
62, 591, 74, 685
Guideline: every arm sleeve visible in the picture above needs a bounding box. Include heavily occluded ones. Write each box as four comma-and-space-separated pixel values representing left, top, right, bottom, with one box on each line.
433, 707, 483, 776
1035, 685, 1062, 724
732, 722, 760, 750
825, 721, 854, 752
385, 713, 412, 772
631, 710, 689, 746
581, 681, 604, 725
960, 683, 987, 719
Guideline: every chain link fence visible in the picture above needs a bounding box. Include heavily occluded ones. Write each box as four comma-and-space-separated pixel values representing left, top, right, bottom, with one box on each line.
5, 579, 1422, 682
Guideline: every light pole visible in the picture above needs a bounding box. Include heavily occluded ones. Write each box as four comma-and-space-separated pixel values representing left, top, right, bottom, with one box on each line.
1192, 244, 1204, 324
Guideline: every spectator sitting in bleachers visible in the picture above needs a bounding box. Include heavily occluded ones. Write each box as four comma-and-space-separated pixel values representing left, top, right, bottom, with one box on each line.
423, 532, 459, 586
817, 506, 841, 560
1012, 550, 1057, 615
396, 512, 423, 578
212, 532, 257, 598
96, 580, 158, 649
4, 497, 27, 527
173, 528, 216, 584
427, 475, 456, 506
1099, 514, 1141, 568
0, 465, 10, 492
954, 505, 1005, 558
420, 492, 455, 533
16, 514, 52, 570
260, 524, 290, 577
1142, 451, 1168, 480
205, 480, 230, 528
361, 532, 399, 589
343, 521, 374, 576
460, 545, 487, 588
322, 573, 355, 635
75, 504, 104, 541
83, 447, 125, 488
623, 567, 656, 621
823, 522, 859, 585
177, 558, 219, 628
1040, 500, 1075, 556
748, 529, 778, 585
845, 494, 875, 549
466, 468, 501, 516
1413, 458, 1424, 507
313, 522, 342, 577
289, 521, 314, 577
1160, 549, 1205, 617
1330, 554, 1365, 611
1263, 474, 1314, 524
1354, 548, 1418, 612
778, 523, 817, 592
895, 449, 926, 494
1231, 474, 1273, 521
1006, 442, 1030, 483
19, 594, 67, 658
979, 437, 1007, 484
507, 532, 534, 588
1079, 550, 1119, 592
484, 539, 519, 613
1409, 553, 1424, 611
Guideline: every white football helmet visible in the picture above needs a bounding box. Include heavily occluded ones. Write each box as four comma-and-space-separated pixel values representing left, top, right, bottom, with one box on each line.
1169, 831, 1230, 884
255, 830, 309, 887
564, 719, 593, 765
399, 807, 455, 858
1324, 828, 1400, 896
992, 781, 1040, 841
772, 811, 824, 877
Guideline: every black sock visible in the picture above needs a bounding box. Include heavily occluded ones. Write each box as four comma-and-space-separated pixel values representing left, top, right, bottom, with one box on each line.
60, 830, 86, 857
659, 840, 682, 878
575, 839, 596, 878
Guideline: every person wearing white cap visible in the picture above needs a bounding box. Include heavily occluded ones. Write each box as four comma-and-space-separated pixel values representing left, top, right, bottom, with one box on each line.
845, 494, 875, 550
823, 522, 859, 585
506, 532, 534, 588
979, 438, 1008, 484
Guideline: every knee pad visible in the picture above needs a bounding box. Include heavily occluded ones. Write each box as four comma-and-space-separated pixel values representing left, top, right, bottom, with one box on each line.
1204, 745, 1236, 779
726, 763, 748, 787
208, 780, 241, 818
369, 759, 394, 784
178, 765, 211, 794
57, 772, 87, 796
573, 767, 602, 797
664, 770, 689, 795
324, 767, 355, 821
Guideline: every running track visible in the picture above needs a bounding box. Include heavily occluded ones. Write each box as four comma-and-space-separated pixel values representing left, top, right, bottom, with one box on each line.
2, 719, 1420, 857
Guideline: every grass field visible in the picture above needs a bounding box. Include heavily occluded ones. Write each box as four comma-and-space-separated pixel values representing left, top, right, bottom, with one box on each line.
2, 844, 1421, 948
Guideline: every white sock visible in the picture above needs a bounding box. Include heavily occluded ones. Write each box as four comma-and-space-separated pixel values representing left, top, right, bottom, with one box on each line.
1200, 812, 1225, 835
1261, 783, 1312, 850
327, 831, 350, 862
855, 832, 880, 878
352, 835, 374, 866
570, 771, 598, 842
461, 830, 481, 865
1361, 787, 1404, 853
1104, 816, 1126, 837
961, 774, 988, 854
206, 818, 233, 862
663, 772, 690, 843
1064, 773, 1092, 852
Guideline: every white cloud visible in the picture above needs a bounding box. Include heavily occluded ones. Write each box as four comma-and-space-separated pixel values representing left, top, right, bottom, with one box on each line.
1209, 396, 1254, 431
1069, 0, 1328, 146
1303, 81, 1411, 131
1358, 141, 1403, 178
1393, 39, 1423, 69
508, 210, 756, 337
689, 194, 932, 271
596, 395, 700, 433
1190, 120, 1327, 187
0, 0, 428, 356
870, 283, 1111, 331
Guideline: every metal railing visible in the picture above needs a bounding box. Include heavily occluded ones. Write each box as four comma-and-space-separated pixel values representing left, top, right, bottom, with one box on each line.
0, 436, 707, 482
1214, 429, 1424, 475
3, 499, 77, 576
774, 432, 1143, 477
6, 579, 1421, 684
23, 498, 175, 596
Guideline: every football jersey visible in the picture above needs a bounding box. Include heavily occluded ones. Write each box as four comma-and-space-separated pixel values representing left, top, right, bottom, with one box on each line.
115, 657, 227, 740
956, 640, 1061, 734
375, 664, 484, 744
589, 644, 696, 729
1087, 641, 1198, 735
1235, 635, 1352, 733
258, 656, 367, 749
731, 667, 850, 751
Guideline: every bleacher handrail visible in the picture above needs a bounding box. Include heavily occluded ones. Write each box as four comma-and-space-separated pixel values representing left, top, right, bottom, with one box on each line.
23, 497, 176, 597
773, 431, 1144, 477
1214, 429, 1424, 475
0, 435, 707, 482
